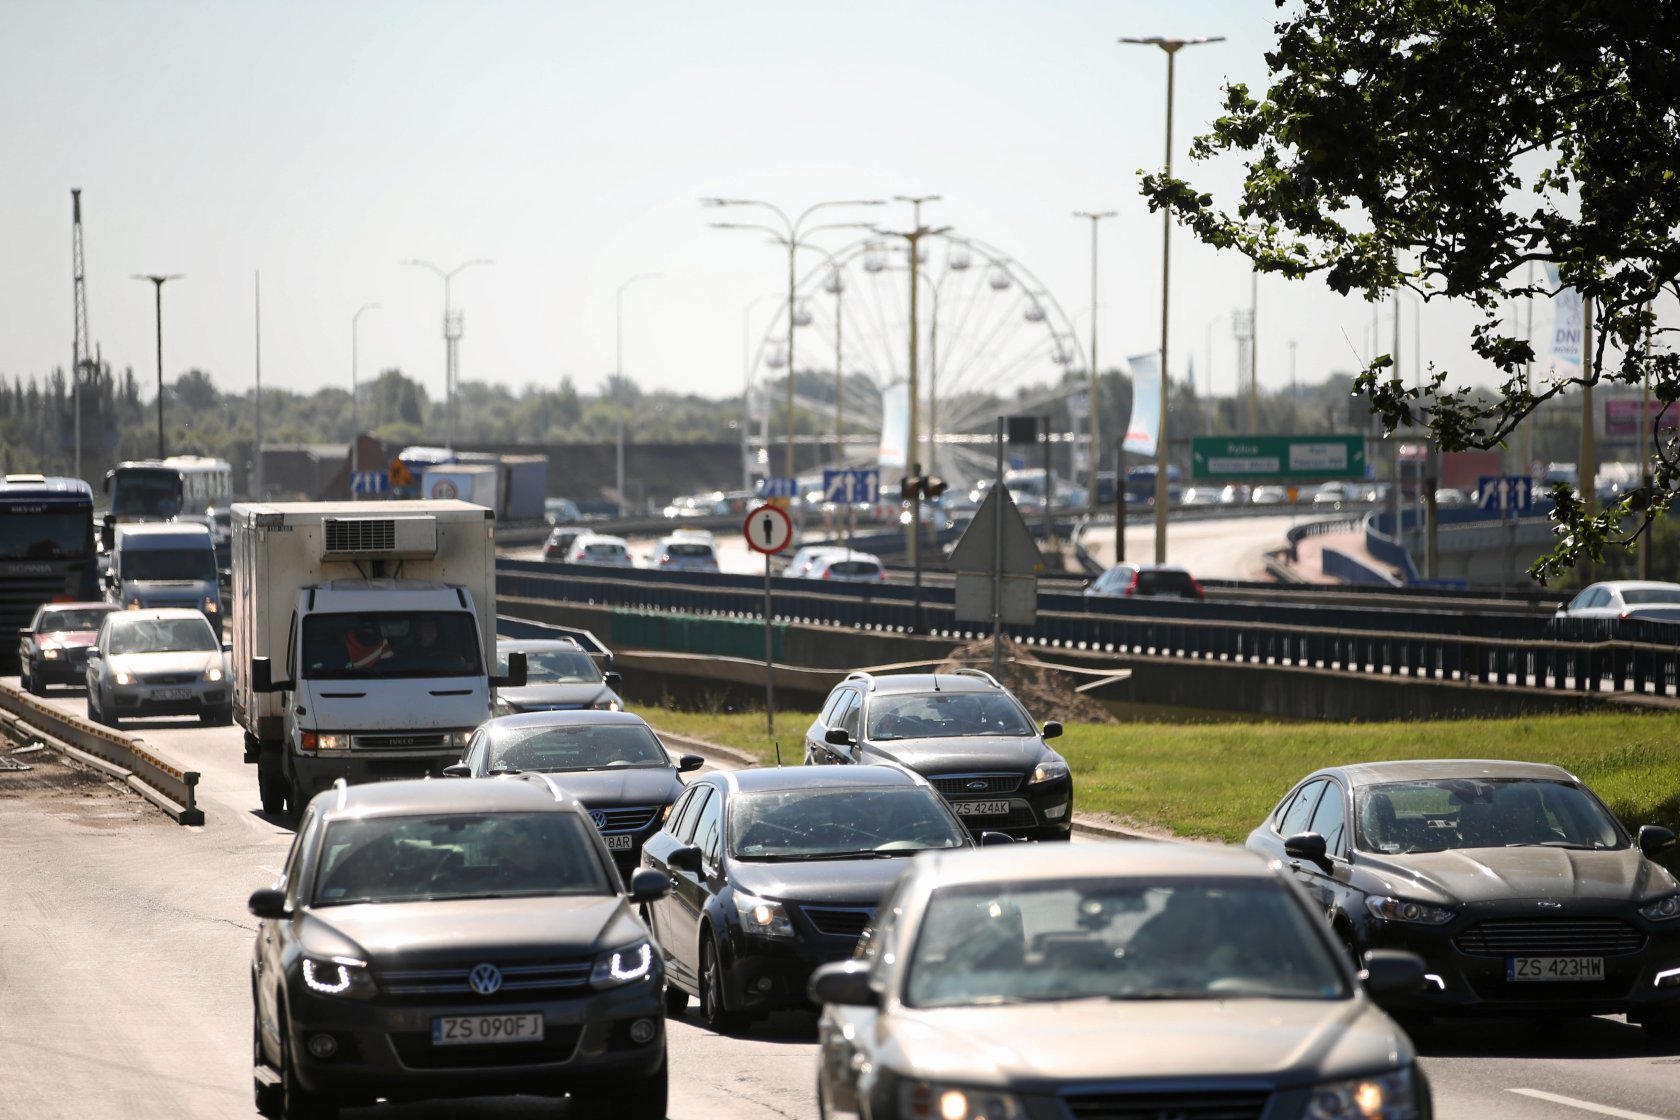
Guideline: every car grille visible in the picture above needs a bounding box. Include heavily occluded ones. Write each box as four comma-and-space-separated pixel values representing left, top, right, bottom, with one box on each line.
946, 802, 1039, 828
801, 905, 876, 938
1455, 918, 1647, 957
1063, 1089, 1272, 1120
353, 733, 447, 749
379, 960, 592, 1000
389, 1025, 582, 1070
588, 805, 661, 833
139, 672, 199, 685
930, 772, 1022, 796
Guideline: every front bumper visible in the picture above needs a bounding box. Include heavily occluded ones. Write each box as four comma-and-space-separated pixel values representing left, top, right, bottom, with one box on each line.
719, 912, 874, 1015
283, 976, 665, 1102
31, 651, 91, 684
937, 774, 1074, 842
290, 748, 463, 800
106, 681, 228, 716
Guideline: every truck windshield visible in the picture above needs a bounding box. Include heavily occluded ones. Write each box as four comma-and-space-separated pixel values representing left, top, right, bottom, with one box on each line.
302, 612, 482, 679
0, 511, 92, 561
120, 548, 217, 582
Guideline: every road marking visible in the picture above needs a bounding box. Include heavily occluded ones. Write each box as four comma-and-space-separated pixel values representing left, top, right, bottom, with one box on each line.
1508, 1088, 1674, 1120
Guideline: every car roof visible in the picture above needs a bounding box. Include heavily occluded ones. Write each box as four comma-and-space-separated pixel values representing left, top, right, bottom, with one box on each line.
575, 534, 629, 546
481, 709, 652, 734
34, 601, 115, 620
1590, 580, 1680, 592
707, 765, 927, 794
1104, 562, 1190, 574
115, 521, 213, 538
496, 637, 585, 652
847, 671, 1006, 695
104, 607, 213, 625
814, 552, 882, 566
1319, 758, 1579, 785
320, 774, 588, 820
914, 839, 1276, 888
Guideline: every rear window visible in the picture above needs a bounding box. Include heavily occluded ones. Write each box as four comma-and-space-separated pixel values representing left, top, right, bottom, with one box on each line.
666, 543, 713, 558
583, 544, 625, 558
1138, 570, 1196, 595
831, 562, 880, 577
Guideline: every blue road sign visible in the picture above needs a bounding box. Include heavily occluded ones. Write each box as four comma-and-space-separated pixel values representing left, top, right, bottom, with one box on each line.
822, 469, 880, 504
352, 470, 389, 495
760, 476, 799, 499
1478, 475, 1534, 513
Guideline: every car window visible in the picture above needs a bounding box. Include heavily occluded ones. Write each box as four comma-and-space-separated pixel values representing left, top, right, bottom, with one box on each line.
1308, 782, 1347, 856
731, 787, 968, 860
1277, 780, 1325, 837
837, 692, 862, 737
1623, 587, 1680, 606
818, 688, 850, 727
858, 878, 909, 979
1355, 777, 1626, 854
487, 723, 668, 772
462, 729, 487, 770
504, 647, 599, 682
694, 791, 724, 868
866, 692, 1034, 739
672, 786, 712, 844
666, 543, 713, 558
666, 785, 705, 842
1588, 587, 1612, 608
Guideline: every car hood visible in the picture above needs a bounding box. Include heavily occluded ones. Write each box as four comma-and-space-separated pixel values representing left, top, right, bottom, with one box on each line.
863, 735, 1043, 775
301, 896, 637, 965
729, 854, 919, 905
1352, 846, 1675, 906
41, 630, 99, 649
888, 999, 1407, 1086
527, 767, 681, 808
498, 682, 614, 710
107, 649, 220, 674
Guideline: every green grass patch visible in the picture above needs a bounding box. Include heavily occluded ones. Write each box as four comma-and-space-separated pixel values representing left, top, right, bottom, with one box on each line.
647, 706, 1680, 845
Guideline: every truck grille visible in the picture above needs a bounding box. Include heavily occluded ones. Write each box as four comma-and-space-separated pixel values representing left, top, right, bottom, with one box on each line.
930, 773, 1022, 796
380, 959, 592, 999
801, 905, 876, 938
1455, 919, 1646, 957
353, 733, 447, 750
1064, 1090, 1272, 1120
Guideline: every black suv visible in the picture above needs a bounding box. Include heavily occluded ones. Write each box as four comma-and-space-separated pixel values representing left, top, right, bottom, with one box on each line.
803, 669, 1072, 841
248, 775, 672, 1120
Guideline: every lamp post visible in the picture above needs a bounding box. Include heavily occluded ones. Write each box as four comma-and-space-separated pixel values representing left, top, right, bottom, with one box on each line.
615, 273, 662, 517
741, 293, 782, 490
704, 197, 885, 481
351, 303, 379, 499
131, 273, 183, 459
1073, 210, 1116, 511
402, 257, 491, 450
1120, 33, 1225, 563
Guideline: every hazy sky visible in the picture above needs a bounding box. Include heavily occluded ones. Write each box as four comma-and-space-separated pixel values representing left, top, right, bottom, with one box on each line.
0, 0, 1595, 420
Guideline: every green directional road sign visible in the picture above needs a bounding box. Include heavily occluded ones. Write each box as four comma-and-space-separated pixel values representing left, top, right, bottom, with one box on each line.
1190, 435, 1366, 482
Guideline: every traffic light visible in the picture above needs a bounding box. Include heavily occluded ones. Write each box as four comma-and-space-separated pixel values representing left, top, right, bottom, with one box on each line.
923, 476, 948, 500
900, 475, 949, 501
901, 475, 918, 501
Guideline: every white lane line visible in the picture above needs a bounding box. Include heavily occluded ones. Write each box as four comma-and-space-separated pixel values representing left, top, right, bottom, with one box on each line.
1508, 1088, 1675, 1120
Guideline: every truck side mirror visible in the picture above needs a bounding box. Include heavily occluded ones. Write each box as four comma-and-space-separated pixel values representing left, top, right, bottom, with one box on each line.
491, 650, 527, 690
251, 656, 293, 694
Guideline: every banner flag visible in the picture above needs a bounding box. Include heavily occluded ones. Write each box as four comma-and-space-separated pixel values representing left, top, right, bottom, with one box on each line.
877, 382, 910, 470
1545, 262, 1584, 377
1123, 352, 1161, 457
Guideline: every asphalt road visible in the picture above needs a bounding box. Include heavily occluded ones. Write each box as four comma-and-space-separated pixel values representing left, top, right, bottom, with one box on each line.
6, 683, 1680, 1120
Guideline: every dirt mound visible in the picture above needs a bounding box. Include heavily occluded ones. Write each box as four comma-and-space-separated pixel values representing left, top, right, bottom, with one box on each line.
936, 636, 1118, 725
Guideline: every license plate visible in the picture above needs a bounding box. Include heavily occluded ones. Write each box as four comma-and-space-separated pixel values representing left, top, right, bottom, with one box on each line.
432, 1012, 544, 1046
1508, 956, 1604, 981
604, 834, 635, 851
152, 688, 192, 701
953, 799, 1010, 817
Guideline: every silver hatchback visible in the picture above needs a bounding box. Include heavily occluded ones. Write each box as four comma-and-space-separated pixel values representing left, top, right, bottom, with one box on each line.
86, 608, 231, 728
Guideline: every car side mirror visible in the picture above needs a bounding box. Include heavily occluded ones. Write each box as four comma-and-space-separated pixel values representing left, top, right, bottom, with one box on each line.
979, 831, 1015, 847
491, 651, 528, 690
604, 670, 623, 687
808, 960, 879, 1008
1639, 825, 1676, 858
825, 727, 853, 747
441, 763, 472, 778
1041, 721, 1063, 740
678, 754, 705, 774
628, 868, 672, 904
86, 647, 101, 660
666, 845, 703, 873
17, 627, 30, 638
247, 887, 290, 920
1284, 831, 1331, 870
1360, 948, 1427, 999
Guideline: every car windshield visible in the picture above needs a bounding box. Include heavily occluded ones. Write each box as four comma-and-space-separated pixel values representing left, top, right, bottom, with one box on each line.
302, 612, 482, 680
501, 648, 600, 683
866, 692, 1034, 739
487, 723, 667, 772
120, 547, 217, 582
312, 812, 611, 905
731, 787, 968, 861
905, 878, 1348, 1008
104, 617, 217, 655
1623, 588, 1680, 606
1355, 778, 1627, 854
38, 607, 114, 632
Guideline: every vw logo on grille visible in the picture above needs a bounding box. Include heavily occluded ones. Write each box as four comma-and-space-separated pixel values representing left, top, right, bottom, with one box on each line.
590, 810, 608, 829
468, 963, 503, 996
966, 780, 989, 791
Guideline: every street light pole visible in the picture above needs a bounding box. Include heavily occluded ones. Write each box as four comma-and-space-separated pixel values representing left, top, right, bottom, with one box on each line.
1074, 210, 1116, 511
615, 273, 662, 517
351, 303, 379, 499
131, 273, 183, 459
402, 258, 491, 451
1120, 34, 1224, 564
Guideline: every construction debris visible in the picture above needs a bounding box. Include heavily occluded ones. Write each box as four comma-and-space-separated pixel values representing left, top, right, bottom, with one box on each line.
937, 636, 1119, 725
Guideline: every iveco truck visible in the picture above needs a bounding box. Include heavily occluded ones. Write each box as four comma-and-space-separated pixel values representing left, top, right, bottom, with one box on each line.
230, 500, 522, 819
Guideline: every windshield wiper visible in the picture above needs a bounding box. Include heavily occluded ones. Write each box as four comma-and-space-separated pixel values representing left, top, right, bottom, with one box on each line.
1504, 841, 1606, 850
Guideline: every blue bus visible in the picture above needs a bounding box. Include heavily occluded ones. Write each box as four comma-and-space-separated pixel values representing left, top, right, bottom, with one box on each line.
1, 474, 99, 670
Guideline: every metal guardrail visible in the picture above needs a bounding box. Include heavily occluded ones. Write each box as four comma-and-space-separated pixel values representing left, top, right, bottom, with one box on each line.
0, 684, 204, 824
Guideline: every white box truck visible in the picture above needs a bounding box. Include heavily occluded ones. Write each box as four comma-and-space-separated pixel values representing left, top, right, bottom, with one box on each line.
230, 500, 523, 819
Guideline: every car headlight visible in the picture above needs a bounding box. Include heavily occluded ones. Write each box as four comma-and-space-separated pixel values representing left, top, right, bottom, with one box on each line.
203, 667, 224, 682
301, 956, 377, 1000
114, 670, 135, 686
1030, 756, 1069, 784
1305, 1066, 1419, 1119
591, 698, 622, 711
1641, 895, 1680, 921
1365, 896, 1454, 925
899, 1081, 1025, 1120
203, 597, 219, 613
590, 940, 655, 988
300, 732, 351, 752
41, 646, 61, 660
733, 891, 795, 939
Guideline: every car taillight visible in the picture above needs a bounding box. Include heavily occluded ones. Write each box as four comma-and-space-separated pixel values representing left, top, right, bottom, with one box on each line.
1126, 572, 1139, 594
659, 556, 671, 565
1191, 579, 1205, 598
821, 570, 832, 579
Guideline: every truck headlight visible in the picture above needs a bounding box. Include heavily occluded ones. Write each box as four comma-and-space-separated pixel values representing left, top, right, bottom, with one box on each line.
1305, 1066, 1418, 1119
301, 733, 350, 752
899, 1081, 1025, 1120
733, 891, 795, 939
442, 731, 470, 749
590, 940, 655, 988
301, 956, 377, 1000
202, 597, 219, 613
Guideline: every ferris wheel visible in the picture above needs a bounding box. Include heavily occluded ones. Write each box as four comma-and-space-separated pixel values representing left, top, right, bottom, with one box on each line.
747, 232, 1088, 492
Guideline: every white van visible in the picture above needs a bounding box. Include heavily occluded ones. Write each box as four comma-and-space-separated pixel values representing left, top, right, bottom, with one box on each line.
109, 522, 224, 635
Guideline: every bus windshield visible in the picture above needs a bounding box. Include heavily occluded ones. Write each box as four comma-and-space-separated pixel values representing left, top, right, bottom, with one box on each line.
110, 470, 183, 518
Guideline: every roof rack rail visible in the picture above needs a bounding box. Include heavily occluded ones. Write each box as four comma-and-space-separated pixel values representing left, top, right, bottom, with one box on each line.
332, 777, 350, 810
949, 668, 1002, 687
522, 771, 568, 802
843, 670, 878, 690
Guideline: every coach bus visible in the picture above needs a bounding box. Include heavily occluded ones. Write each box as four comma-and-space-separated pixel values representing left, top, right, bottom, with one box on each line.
0, 474, 99, 671
101, 455, 232, 549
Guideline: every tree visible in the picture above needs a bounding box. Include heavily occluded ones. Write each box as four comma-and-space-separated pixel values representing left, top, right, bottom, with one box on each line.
1142, 0, 1680, 581
174, 368, 219, 413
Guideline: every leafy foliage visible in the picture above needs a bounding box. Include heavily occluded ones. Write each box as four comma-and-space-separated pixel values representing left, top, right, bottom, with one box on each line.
1141, 0, 1680, 581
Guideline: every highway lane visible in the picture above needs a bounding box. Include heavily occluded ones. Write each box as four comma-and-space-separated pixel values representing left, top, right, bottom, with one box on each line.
8, 682, 1680, 1120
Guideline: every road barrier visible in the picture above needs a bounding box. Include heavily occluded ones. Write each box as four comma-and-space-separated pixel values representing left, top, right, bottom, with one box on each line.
0, 684, 203, 825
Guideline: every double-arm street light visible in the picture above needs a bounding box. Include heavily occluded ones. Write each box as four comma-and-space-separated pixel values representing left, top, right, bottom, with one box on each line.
615, 273, 662, 517
351, 303, 379, 498
1073, 210, 1117, 512
704, 197, 886, 481
402, 257, 492, 450
1120, 34, 1224, 563
131, 273, 183, 459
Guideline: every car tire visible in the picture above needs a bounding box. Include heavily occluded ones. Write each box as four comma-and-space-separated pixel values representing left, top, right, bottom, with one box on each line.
698, 930, 748, 1035
200, 706, 233, 726
574, 1051, 668, 1120
663, 980, 689, 1016
1641, 1012, 1680, 1045
287, 777, 310, 826
24, 662, 44, 696
257, 754, 286, 816
278, 1009, 338, 1120
253, 1005, 281, 1117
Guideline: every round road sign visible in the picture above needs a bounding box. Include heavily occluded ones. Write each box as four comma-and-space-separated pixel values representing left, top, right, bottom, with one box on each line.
743, 504, 794, 555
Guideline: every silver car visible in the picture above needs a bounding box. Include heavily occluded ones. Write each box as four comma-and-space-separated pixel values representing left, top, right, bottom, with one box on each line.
86, 608, 231, 728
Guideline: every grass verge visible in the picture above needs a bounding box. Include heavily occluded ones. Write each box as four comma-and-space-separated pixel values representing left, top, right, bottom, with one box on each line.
647, 707, 1680, 845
